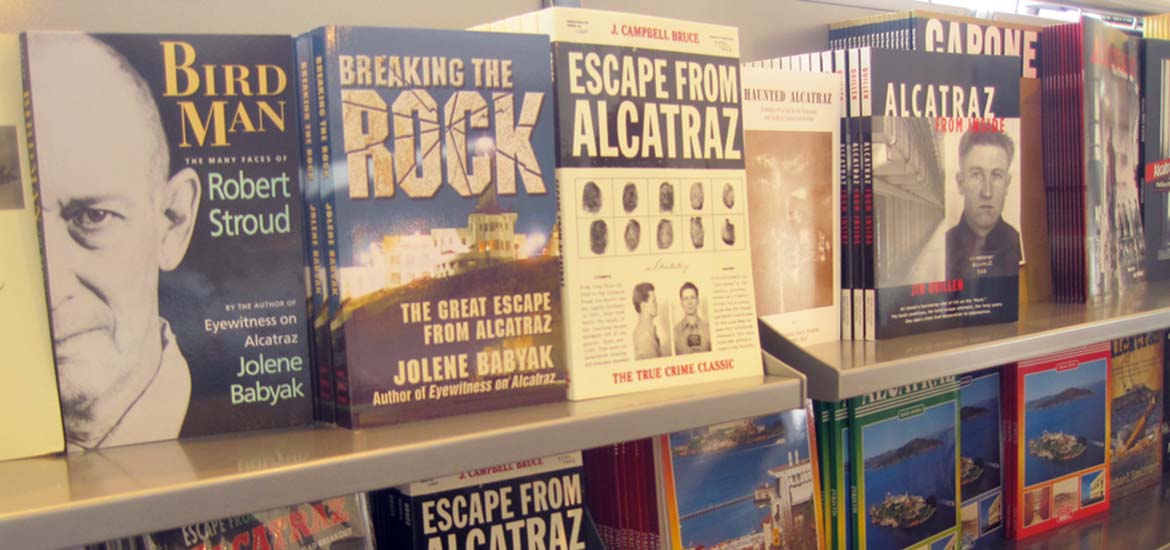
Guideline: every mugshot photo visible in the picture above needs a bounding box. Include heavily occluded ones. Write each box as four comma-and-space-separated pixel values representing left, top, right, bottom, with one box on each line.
671, 280, 712, 355
630, 281, 672, 360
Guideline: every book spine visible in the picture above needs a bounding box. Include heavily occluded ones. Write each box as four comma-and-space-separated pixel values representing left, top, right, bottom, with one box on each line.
848, 48, 864, 341
859, 48, 875, 341
311, 28, 352, 428
17, 34, 53, 369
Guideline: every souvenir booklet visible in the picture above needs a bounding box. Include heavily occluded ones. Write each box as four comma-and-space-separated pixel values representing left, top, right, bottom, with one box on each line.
657, 408, 821, 550
476, 8, 764, 399
0, 33, 63, 460
1005, 343, 1111, 539
958, 368, 1003, 549
849, 377, 961, 550
1109, 332, 1163, 496
23, 32, 314, 450
306, 26, 566, 428
742, 67, 841, 346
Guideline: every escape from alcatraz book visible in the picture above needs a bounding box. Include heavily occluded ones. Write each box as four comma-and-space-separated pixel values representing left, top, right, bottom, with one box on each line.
857, 49, 1021, 338
1109, 332, 1163, 497
1007, 343, 1111, 539
22, 32, 313, 450
849, 377, 961, 550
657, 409, 821, 550
477, 8, 763, 400
375, 451, 592, 550
308, 26, 565, 427
0, 33, 63, 461
742, 67, 841, 346
87, 495, 374, 550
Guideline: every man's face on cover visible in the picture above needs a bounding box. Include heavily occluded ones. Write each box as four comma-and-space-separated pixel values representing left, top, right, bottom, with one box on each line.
643, 290, 657, 318
34, 37, 198, 421
957, 143, 1011, 235
680, 287, 699, 316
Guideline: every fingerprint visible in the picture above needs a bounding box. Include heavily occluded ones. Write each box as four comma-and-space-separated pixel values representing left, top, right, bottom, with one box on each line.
722, 219, 735, 245
659, 182, 674, 212
582, 181, 602, 213
722, 182, 735, 209
622, 182, 638, 213
690, 217, 704, 249
590, 219, 608, 255
625, 219, 641, 251
657, 219, 674, 250
689, 181, 704, 210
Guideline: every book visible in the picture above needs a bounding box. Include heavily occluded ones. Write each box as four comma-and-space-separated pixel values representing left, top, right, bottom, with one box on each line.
476, 8, 764, 399
958, 368, 1003, 549
306, 26, 567, 428
849, 377, 962, 550
375, 451, 594, 549
1141, 39, 1170, 281
1109, 332, 1163, 496
1004, 343, 1111, 539
742, 67, 841, 346
23, 32, 314, 450
1042, 18, 1145, 301
0, 33, 63, 461
856, 48, 1021, 339
88, 495, 374, 549
656, 407, 821, 550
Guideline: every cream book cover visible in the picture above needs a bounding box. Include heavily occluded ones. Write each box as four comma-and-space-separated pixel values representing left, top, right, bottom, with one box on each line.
742, 67, 841, 346
0, 33, 64, 460
480, 8, 763, 400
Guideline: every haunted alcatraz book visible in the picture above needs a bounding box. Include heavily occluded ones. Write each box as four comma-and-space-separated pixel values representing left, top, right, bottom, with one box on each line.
0, 34, 64, 461
308, 26, 566, 428
1109, 332, 1163, 496
22, 32, 313, 450
375, 452, 592, 550
477, 8, 764, 400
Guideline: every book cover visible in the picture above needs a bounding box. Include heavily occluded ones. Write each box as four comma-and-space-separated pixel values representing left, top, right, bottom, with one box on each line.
309, 26, 566, 428
1142, 39, 1170, 281
658, 409, 820, 550
23, 32, 314, 450
480, 8, 764, 399
862, 49, 1021, 338
1007, 343, 1111, 539
91, 495, 374, 550
1109, 332, 1163, 496
742, 67, 841, 347
379, 451, 591, 549
849, 378, 961, 550
958, 368, 1003, 549
0, 33, 63, 461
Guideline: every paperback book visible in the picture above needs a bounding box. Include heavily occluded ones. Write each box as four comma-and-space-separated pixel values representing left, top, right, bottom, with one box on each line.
306, 26, 566, 428
849, 377, 961, 550
958, 368, 1003, 549
657, 408, 821, 550
23, 32, 314, 450
1109, 332, 1163, 496
1005, 343, 1111, 539
1141, 39, 1170, 281
855, 48, 1021, 338
0, 33, 63, 461
742, 67, 841, 346
476, 8, 764, 399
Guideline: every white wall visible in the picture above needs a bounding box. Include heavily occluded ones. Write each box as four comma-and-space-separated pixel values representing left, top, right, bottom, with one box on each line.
0, 0, 910, 61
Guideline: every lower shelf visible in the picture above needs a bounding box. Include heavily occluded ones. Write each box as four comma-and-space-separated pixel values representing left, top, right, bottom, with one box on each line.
0, 369, 803, 549
1001, 475, 1170, 549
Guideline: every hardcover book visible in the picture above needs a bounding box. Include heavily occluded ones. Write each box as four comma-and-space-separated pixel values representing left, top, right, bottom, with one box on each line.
657, 408, 821, 550
307, 26, 566, 428
375, 451, 593, 549
477, 8, 764, 399
89, 495, 374, 550
742, 67, 841, 346
856, 48, 1021, 338
23, 32, 314, 450
849, 377, 961, 550
1109, 332, 1163, 496
1142, 39, 1170, 281
958, 368, 1003, 549
0, 33, 63, 461
1005, 343, 1111, 539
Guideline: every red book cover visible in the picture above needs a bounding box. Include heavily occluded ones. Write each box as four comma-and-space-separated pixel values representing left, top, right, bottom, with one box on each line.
1007, 343, 1111, 539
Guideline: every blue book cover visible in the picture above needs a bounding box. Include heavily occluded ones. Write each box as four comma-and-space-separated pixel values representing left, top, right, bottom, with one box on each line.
310, 26, 565, 428
23, 32, 313, 450
958, 368, 1003, 549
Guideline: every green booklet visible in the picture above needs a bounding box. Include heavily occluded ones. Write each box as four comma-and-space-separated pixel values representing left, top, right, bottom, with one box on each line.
850, 378, 961, 550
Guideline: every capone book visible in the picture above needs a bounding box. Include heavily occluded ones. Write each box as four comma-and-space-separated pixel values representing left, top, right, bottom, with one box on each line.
22, 32, 314, 450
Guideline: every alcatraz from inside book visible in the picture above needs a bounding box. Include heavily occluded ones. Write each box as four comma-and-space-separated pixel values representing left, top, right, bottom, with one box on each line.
23, 32, 313, 450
